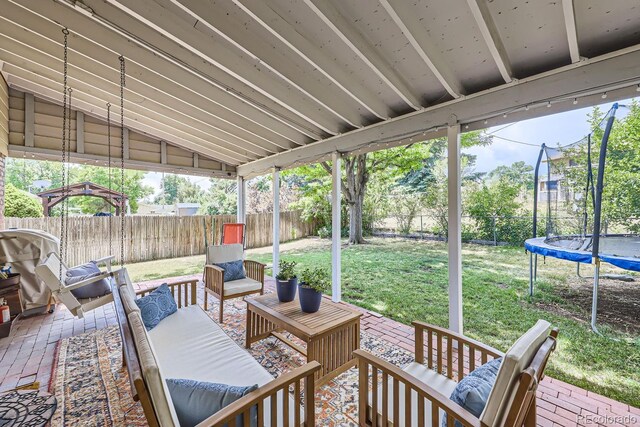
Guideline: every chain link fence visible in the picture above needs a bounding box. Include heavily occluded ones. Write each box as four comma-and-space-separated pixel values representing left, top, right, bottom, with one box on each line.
373, 214, 639, 247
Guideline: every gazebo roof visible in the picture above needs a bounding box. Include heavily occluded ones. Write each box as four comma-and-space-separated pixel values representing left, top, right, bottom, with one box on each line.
1, 0, 639, 178
37, 181, 128, 200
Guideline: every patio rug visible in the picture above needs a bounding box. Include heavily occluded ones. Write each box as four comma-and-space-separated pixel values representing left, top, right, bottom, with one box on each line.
49, 296, 413, 426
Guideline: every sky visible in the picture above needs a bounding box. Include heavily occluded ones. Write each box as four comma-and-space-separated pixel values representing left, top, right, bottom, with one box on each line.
142, 97, 636, 197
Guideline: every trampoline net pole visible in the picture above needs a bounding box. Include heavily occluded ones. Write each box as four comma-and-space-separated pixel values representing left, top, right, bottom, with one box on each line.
591, 258, 600, 333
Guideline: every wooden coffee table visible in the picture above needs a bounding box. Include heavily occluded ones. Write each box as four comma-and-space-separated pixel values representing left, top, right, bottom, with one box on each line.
245, 293, 362, 387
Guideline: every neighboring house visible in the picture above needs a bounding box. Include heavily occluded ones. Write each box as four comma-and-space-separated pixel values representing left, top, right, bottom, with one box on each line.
175, 203, 200, 216
539, 151, 578, 205
136, 202, 200, 216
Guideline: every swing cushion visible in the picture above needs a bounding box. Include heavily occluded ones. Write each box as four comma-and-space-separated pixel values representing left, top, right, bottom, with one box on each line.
66, 261, 111, 299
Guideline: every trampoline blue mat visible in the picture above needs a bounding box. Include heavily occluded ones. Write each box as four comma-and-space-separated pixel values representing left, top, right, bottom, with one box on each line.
525, 236, 640, 272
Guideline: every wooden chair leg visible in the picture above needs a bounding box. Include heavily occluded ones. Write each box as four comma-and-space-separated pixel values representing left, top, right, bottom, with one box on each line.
524, 398, 537, 427
219, 299, 224, 324
204, 291, 208, 311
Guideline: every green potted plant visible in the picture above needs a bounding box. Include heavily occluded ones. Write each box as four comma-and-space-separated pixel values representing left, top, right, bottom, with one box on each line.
298, 267, 330, 313
275, 260, 298, 302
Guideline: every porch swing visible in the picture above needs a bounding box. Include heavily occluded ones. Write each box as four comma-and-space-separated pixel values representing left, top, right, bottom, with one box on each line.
35, 28, 131, 318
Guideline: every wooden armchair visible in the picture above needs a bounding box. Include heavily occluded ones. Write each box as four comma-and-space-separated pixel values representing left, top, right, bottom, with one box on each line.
355, 320, 558, 427
203, 244, 265, 323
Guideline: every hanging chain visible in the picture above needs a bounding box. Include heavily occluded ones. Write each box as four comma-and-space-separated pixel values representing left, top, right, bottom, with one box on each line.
119, 55, 126, 267
65, 88, 72, 257
59, 28, 69, 280
107, 102, 113, 257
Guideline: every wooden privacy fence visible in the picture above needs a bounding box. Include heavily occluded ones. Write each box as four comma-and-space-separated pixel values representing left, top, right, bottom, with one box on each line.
5, 211, 316, 265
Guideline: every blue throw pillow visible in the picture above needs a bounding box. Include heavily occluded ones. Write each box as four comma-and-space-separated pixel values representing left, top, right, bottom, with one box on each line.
214, 260, 246, 282
444, 357, 502, 427
166, 378, 258, 427
66, 261, 111, 299
134, 284, 177, 330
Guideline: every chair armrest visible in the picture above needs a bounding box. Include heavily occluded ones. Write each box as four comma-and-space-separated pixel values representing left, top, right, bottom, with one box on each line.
204, 264, 225, 295
135, 279, 199, 308
244, 260, 265, 284
196, 361, 322, 427
354, 349, 482, 427
412, 321, 503, 381
94, 255, 115, 266
64, 270, 115, 292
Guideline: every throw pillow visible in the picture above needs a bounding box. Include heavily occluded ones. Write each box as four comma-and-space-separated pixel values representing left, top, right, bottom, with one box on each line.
66, 261, 111, 299
214, 259, 246, 282
135, 283, 177, 330
444, 357, 502, 427
166, 379, 258, 427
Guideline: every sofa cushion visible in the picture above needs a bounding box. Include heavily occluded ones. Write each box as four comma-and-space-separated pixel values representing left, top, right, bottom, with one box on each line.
135, 284, 178, 330
166, 379, 257, 427
444, 358, 502, 427
214, 259, 246, 282
147, 305, 296, 426
207, 244, 244, 265
223, 277, 262, 297
481, 320, 551, 426
127, 312, 180, 427
369, 362, 457, 425
66, 261, 111, 299
119, 283, 140, 315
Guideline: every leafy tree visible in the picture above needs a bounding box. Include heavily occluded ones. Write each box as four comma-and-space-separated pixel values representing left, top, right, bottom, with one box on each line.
487, 161, 534, 191
4, 184, 43, 218
73, 166, 153, 214
154, 175, 204, 205
201, 179, 237, 215
6, 158, 64, 191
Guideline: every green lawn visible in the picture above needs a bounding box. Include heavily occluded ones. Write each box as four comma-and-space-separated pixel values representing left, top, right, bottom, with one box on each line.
127, 238, 640, 407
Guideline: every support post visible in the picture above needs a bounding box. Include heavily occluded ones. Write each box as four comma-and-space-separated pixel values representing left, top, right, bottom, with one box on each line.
447, 123, 463, 334
272, 168, 280, 277
24, 93, 34, 147
331, 152, 342, 303
236, 176, 246, 224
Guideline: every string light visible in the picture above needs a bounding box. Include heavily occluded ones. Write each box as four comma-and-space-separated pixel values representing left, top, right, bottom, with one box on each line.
573, 98, 578, 105
547, 101, 552, 108
483, 119, 488, 125
502, 113, 508, 118
637, 84, 640, 92
464, 124, 469, 129
524, 105, 529, 111
601, 92, 607, 99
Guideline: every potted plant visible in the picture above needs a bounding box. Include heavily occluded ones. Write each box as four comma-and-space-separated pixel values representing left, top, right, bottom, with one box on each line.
298, 267, 330, 313
275, 260, 298, 302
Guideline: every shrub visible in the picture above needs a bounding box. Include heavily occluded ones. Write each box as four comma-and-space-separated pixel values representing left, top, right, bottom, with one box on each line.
299, 267, 330, 293
4, 184, 43, 218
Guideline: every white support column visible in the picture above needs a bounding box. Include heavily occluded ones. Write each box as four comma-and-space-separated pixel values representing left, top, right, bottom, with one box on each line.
236, 175, 246, 223
272, 168, 280, 277
447, 123, 463, 334
331, 152, 342, 302
24, 93, 34, 147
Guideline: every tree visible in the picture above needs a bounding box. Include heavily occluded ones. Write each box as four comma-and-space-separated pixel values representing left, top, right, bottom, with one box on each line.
154, 175, 204, 205
6, 158, 64, 191
4, 184, 43, 218
487, 161, 534, 191
72, 166, 153, 214
201, 179, 237, 215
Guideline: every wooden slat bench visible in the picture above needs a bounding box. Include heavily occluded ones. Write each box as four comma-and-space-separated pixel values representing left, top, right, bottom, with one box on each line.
112, 268, 321, 426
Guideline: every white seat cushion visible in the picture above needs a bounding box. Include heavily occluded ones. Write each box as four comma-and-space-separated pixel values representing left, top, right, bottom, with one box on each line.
369, 362, 457, 426
148, 305, 298, 426
128, 312, 180, 427
481, 320, 551, 426
223, 277, 262, 297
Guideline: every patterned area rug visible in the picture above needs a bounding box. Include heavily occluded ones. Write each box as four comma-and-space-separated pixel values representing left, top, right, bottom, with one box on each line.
49, 295, 413, 426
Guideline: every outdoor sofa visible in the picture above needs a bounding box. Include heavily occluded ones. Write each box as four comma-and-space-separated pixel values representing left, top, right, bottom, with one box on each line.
112, 269, 320, 426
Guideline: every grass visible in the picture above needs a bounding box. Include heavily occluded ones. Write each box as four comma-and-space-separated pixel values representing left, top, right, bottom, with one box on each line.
127, 238, 640, 407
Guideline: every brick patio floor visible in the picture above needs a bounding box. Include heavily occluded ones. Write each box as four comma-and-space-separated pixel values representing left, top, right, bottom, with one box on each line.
0, 275, 637, 426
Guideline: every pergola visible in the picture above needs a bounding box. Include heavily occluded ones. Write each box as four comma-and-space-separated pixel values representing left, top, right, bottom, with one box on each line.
1, 0, 639, 334
38, 181, 128, 216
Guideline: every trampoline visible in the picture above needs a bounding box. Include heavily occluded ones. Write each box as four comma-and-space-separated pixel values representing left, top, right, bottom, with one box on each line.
526, 103, 639, 332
